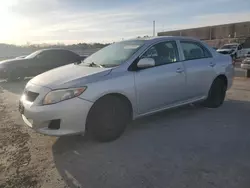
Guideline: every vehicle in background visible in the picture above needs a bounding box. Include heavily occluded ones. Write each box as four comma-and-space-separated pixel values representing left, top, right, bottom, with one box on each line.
241, 54, 250, 70
216, 43, 244, 59
212, 47, 218, 50
244, 51, 250, 58
0, 49, 84, 81
241, 52, 250, 70
19, 36, 234, 142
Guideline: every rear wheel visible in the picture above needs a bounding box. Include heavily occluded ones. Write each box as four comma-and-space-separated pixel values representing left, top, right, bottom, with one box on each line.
202, 78, 227, 108
87, 95, 131, 142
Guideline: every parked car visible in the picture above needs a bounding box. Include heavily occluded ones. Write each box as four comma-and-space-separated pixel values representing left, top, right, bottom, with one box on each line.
244, 51, 250, 58
241, 52, 250, 70
217, 43, 244, 59
0, 49, 85, 81
19, 36, 234, 142
241, 59, 250, 70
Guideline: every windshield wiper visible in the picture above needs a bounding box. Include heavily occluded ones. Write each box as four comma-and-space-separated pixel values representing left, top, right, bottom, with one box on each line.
74, 60, 81, 65
86, 62, 104, 68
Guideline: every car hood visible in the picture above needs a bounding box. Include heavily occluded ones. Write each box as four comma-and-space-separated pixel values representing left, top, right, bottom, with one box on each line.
0, 58, 28, 66
217, 49, 234, 52
30, 64, 112, 89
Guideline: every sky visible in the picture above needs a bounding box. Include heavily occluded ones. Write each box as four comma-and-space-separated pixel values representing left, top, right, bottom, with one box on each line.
1, 0, 250, 44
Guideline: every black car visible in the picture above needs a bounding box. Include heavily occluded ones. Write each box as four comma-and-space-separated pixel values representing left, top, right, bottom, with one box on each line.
0, 49, 87, 81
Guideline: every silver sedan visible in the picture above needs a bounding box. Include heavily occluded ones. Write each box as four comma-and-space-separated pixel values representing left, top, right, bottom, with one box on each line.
19, 36, 234, 142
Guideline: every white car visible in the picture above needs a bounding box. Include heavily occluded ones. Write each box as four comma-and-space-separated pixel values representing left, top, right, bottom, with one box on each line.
217, 43, 244, 59
19, 36, 234, 142
241, 59, 250, 70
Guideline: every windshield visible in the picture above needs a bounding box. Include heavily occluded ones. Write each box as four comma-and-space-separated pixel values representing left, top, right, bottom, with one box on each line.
220, 45, 237, 49
25, 50, 42, 59
80, 40, 145, 67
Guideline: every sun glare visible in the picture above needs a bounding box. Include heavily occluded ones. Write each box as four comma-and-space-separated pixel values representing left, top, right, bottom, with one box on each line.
0, 1, 25, 43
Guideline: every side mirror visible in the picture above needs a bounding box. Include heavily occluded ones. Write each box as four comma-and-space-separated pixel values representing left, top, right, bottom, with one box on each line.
137, 58, 155, 68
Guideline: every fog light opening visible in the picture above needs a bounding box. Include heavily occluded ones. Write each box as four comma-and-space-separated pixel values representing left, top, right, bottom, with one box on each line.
48, 119, 61, 130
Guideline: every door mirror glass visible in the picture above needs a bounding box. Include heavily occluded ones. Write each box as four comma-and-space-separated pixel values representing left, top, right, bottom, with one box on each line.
137, 58, 155, 68
238, 45, 242, 50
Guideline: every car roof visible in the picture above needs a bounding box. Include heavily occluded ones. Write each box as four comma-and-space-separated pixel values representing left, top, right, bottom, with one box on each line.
39, 48, 72, 52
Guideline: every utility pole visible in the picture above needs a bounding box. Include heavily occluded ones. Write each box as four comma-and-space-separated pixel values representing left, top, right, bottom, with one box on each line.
209, 27, 212, 40
153, 20, 155, 37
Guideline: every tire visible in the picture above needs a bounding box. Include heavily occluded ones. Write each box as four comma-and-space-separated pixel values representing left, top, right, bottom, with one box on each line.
202, 78, 227, 108
87, 95, 131, 142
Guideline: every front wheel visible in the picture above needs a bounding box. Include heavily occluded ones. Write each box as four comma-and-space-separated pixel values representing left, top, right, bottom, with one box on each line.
201, 78, 227, 108
87, 96, 131, 142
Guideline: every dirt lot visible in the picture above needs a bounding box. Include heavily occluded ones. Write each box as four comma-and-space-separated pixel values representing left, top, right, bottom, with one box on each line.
1, 78, 250, 188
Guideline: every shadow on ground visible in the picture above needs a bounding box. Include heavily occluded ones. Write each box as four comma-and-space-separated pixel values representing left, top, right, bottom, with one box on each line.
52, 99, 250, 188
0, 79, 30, 95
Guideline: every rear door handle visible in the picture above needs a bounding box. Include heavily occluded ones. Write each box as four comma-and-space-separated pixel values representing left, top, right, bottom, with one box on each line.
209, 62, 216, 67
176, 68, 184, 73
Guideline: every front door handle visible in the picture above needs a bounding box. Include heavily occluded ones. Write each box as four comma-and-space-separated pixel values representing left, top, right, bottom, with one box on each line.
176, 68, 184, 73
209, 62, 216, 67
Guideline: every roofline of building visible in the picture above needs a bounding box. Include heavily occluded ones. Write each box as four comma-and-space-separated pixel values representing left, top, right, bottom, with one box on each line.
158, 21, 250, 34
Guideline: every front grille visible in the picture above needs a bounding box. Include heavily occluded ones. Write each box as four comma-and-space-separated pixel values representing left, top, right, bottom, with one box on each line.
24, 90, 39, 102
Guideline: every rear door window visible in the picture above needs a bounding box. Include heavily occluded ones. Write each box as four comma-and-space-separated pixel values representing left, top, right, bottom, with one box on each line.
180, 41, 212, 60
37, 50, 62, 67
61, 50, 80, 63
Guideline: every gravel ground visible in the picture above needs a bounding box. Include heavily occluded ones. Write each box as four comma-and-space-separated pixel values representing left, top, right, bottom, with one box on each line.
0, 80, 66, 188
0, 78, 250, 188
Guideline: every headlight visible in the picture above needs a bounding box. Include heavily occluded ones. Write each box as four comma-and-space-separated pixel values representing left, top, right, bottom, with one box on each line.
43, 87, 87, 105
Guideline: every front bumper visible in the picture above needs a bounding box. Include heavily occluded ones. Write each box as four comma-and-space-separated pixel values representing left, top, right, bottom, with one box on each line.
20, 82, 93, 136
